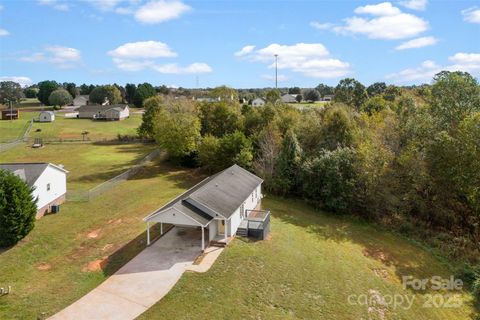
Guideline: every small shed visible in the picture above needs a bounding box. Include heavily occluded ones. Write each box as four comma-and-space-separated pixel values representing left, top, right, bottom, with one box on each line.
1, 109, 19, 120
39, 111, 55, 122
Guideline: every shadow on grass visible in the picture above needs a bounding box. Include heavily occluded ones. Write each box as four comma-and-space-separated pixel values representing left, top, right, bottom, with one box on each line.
101, 223, 173, 277
128, 159, 206, 191
268, 196, 480, 317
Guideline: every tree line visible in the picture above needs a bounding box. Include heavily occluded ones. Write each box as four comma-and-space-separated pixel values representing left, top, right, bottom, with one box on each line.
138, 71, 480, 295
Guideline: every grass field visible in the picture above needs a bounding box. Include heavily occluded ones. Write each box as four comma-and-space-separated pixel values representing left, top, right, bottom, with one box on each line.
0, 112, 37, 143
0, 143, 156, 191
0, 161, 204, 319
29, 113, 143, 141
139, 197, 477, 320
290, 101, 328, 108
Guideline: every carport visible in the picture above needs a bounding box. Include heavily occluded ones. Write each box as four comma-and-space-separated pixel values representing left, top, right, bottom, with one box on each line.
143, 206, 214, 251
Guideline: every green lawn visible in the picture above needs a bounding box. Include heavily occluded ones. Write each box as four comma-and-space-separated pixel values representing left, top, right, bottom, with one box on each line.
139, 197, 476, 320
0, 143, 155, 191
0, 160, 204, 319
290, 101, 328, 108
29, 113, 143, 141
1, 109, 143, 143
0, 112, 37, 143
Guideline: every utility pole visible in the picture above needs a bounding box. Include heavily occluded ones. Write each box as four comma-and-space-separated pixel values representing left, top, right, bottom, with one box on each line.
274, 54, 278, 89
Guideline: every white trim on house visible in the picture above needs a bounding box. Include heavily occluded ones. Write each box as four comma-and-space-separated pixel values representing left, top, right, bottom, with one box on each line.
143, 164, 263, 251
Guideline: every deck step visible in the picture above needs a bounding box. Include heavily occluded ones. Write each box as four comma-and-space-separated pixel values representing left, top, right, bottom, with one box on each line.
209, 240, 227, 247
236, 227, 248, 237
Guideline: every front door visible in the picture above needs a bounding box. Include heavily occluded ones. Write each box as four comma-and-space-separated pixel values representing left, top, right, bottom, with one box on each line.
218, 219, 225, 235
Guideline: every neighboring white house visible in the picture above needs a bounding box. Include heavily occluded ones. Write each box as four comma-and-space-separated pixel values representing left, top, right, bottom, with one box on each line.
322, 95, 334, 102
143, 164, 266, 251
77, 104, 130, 120
39, 111, 55, 122
0, 163, 68, 218
252, 98, 266, 107
72, 95, 89, 106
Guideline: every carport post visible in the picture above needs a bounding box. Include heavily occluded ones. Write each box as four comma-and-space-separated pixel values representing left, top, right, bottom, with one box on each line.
224, 219, 227, 241
201, 226, 205, 251
147, 222, 150, 246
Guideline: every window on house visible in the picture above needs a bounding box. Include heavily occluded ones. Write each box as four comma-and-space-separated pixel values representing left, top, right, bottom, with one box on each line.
47, 183, 51, 191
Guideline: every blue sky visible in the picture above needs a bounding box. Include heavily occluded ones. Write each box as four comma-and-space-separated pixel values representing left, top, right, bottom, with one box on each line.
0, 0, 479, 88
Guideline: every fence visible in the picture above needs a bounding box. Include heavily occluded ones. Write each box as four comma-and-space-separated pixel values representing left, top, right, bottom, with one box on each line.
0, 120, 33, 152
66, 149, 162, 202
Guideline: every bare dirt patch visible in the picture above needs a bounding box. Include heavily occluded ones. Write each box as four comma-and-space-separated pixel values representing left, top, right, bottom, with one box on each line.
87, 228, 102, 239
83, 256, 109, 272
102, 244, 114, 252
36, 263, 52, 271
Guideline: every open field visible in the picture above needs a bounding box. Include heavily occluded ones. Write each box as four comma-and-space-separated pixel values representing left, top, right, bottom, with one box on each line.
0, 160, 204, 319
290, 101, 328, 108
139, 197, 477, 320
0, 112, 37, 143
29, 113, 143, 141
0, 143, 156, 191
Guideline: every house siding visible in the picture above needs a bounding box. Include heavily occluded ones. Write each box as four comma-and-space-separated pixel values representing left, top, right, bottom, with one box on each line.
227, 183, 263, 236
36, 194, 65, 218
208, 220, 218, 241
33, 166, 67, 211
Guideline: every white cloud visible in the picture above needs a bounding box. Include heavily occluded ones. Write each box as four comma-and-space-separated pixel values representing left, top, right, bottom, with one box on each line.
0, 28, 9, 36
310, 21, 334, 30
108, 41, 211, 74
386, 52, 480, 83
236, 43, 351, 79
0, 76, 33, 87
462, 7, 480, 24
37, 0, 70, 11
108, 41, 177, 59
355, 2, 401, 16
153, 63, 212, 74
399, 0, 428, 11
234, 45, 255, 57
134, 0, 191, 24
20, 46, 81, 68
334, 2, 428, 40
395, 36, 437, 50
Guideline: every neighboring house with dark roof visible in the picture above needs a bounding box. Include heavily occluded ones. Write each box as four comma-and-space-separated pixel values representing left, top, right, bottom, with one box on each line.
76, 104, 130, 121
281, 94, 297, 103
0, 163, 68, 218
143, 164, 265, 250
72, 95, 89, 106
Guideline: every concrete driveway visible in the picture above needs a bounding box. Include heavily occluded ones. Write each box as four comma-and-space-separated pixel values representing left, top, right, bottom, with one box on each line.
49, 227, 202, 320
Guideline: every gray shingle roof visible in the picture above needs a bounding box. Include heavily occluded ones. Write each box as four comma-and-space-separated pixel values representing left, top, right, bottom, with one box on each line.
144, 164, 263, 225
0, 163, 49, 186
0, 163, 68, 187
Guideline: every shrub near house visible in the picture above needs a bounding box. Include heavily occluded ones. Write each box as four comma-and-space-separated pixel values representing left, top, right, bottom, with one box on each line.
0, 169, 37, 247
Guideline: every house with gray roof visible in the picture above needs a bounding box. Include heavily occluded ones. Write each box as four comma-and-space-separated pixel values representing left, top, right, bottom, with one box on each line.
0, 163, 68, 218
72, 95, 89, 107
143, 164, 268, 250
76, 104, 129, 121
